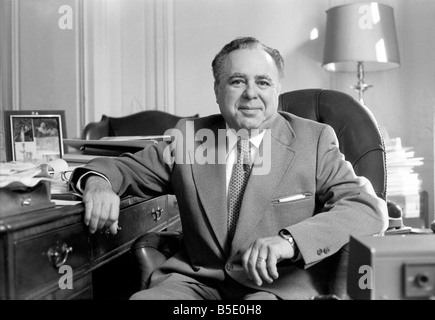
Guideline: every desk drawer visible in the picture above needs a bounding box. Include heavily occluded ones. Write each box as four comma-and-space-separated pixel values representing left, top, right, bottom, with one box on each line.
14, 222, 90, 299
91, 196, 168, 263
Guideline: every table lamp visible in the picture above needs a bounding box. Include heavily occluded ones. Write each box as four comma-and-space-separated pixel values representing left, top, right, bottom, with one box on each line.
322, 2, 400, 105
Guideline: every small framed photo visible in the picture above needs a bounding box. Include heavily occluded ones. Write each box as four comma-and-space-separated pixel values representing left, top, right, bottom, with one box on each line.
4, 110, 66, 163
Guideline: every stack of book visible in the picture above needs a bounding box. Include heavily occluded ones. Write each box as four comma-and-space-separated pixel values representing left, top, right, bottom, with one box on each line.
385, 137, 424, 219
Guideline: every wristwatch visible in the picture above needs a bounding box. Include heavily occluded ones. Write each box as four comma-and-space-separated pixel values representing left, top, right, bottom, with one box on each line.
279, 229, 299, 258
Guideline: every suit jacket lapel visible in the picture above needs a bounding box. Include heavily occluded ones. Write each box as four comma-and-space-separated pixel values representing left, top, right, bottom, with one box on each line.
190, 119, 228, 255
230, 115, 296, 256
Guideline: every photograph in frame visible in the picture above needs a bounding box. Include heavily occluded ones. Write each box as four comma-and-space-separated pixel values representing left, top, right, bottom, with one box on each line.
4, 111, 66, 163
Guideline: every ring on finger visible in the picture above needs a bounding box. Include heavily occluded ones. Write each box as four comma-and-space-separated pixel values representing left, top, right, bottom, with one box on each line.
257, 257, 267, 263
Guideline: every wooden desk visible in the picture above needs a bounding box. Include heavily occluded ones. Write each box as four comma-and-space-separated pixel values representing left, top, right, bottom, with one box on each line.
0, 194, 180, 300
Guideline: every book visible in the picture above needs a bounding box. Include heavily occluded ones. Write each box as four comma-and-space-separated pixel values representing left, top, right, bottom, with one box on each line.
99, 135, 172, 141
62, 153, 100, 164
63, 136, 171, 156
80, 145, 143, 156
64, 135, 171, 150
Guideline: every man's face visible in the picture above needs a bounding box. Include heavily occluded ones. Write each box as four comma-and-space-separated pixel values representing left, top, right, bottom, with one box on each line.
214, 48, 281, 131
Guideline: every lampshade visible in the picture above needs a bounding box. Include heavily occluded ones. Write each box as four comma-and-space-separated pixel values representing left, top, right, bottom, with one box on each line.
323, 2, 400, 72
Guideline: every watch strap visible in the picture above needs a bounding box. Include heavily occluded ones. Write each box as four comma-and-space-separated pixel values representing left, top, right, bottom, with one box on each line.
279, 229, 300, 259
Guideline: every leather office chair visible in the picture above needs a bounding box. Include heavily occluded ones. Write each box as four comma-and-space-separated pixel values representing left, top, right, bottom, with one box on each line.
279, 89, 387, 200
131, 88, 388, 299
81, 110, 199, 140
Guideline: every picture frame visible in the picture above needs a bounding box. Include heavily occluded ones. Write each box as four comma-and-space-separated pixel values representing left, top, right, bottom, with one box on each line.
4, 110, 67, 163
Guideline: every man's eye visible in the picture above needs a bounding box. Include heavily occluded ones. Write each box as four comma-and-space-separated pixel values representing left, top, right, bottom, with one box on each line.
257, 81, 271, 87
230, 79, 245, 86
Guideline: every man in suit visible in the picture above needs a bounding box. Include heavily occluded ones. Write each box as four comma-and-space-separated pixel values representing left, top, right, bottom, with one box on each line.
70, 37, 388, 300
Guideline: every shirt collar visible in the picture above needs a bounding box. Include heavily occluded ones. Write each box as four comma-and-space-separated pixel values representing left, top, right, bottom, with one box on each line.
225, 124, 266, 157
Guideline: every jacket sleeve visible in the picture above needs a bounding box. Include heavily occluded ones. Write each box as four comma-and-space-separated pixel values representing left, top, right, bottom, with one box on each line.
287, 125, 389, 268
68, 121, 186, 199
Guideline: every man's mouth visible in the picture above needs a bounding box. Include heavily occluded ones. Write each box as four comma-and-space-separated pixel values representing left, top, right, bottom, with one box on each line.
238, 106, 261, 113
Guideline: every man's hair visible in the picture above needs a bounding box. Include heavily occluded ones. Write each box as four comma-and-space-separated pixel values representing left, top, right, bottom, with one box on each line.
212, 36, 285, 84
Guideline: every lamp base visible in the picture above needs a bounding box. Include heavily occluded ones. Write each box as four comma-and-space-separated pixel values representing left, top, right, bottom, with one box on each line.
350, 83, 372, 105
351, 61, 372, 105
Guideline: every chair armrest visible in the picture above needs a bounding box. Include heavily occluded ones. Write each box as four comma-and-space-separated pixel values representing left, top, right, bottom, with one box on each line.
131, 231, 183, 290
81, 115, 110, 140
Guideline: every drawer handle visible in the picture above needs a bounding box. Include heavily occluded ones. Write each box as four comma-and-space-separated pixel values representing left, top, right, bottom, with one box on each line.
21, 197, 32, 206
47, 242, 73, 268
152, 207, 163, 221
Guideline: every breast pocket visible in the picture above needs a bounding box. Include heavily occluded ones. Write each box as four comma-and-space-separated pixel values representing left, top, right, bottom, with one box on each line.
271, 193, 315, 225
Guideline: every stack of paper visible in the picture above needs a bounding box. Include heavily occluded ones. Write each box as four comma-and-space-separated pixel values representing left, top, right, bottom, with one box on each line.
385, 137, 423, 196
0, 162, 49, 189
385, 137, 423, 218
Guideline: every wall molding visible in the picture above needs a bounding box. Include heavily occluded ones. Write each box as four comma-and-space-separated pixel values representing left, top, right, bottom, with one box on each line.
164, 0, 175, 114
11, 0, 20, 110
84, 0, 176, 122
76, 0, 86, 136
146, 0, 175, 114
154, 0, 175, 114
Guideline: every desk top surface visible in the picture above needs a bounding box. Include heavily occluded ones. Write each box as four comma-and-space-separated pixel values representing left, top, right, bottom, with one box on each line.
351, 233, 435, 254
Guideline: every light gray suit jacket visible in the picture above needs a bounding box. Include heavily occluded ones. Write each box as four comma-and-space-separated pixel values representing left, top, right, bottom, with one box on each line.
71, 112, 388, 299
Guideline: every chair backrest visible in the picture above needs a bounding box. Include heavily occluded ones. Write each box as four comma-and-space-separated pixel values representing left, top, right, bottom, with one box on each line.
82, 110, 199, 140
279, 88, 387, 201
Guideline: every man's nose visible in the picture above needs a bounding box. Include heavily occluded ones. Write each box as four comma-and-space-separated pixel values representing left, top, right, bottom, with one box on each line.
243, 82, 258, 99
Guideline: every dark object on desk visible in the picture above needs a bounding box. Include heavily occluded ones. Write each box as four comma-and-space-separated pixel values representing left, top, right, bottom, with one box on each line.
0, 180, 54, 218
347, 234, 435, 300
131, 88, 388, 300
384, 194, 431, 235
80, 145, 144, 156
387, 200, 402, 219
81, 110, 199, 140
386, 200, 405, 231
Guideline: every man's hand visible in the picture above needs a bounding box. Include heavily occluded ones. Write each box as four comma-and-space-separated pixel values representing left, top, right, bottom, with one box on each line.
83, 175, 120, 234
241, 236, 295, 286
